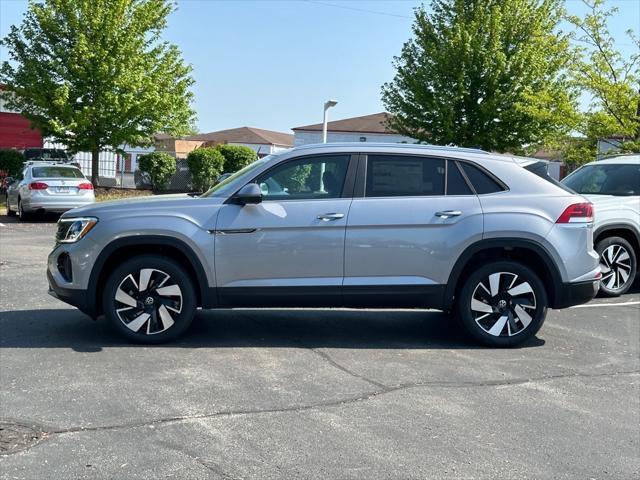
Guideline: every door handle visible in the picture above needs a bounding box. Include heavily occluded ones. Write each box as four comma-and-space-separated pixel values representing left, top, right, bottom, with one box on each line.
317, 213, 345, 221
435, 210, 462, 219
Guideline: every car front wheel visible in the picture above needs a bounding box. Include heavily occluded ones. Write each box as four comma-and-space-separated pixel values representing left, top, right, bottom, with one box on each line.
457, 261, 548, 347
596, 236, 637, 297
103, 255, 196, 343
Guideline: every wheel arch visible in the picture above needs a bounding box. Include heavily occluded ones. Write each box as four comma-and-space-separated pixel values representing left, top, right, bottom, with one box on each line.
88, 236, 214, 318
444, 238, 563, 310
594, 224, 640, 258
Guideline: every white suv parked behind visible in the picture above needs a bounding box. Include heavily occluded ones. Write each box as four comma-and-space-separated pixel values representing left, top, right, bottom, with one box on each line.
562, 155, 640, 296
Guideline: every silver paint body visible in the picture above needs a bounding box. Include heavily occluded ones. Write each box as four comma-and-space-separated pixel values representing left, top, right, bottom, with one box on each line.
48, 144, 599, 297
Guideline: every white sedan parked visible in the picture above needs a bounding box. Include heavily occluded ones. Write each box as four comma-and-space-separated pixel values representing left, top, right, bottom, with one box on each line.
6, 162, 95, 221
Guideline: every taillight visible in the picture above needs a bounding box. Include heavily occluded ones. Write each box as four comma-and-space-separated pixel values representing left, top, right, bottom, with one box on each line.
78, 182, 94, 190
556, 202, 593, 223
29, 182, 48, 190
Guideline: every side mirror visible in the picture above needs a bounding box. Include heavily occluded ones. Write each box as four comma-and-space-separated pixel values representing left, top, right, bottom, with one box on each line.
235, 183, 262, 205
4, 177, 14, 185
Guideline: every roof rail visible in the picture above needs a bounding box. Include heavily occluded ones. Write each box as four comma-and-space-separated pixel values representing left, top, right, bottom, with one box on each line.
291, 142, 488, 155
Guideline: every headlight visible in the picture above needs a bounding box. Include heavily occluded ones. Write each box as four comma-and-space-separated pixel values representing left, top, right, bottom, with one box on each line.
56, 217, 98, 243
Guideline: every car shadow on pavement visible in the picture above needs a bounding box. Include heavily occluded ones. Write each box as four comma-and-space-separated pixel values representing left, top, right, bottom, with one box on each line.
0, 308, 545, 352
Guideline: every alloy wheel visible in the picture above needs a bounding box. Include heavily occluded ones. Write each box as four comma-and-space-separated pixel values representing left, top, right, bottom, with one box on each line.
470, 271, 537, 337
600, 244, 632, 292
114, 268, 183, 335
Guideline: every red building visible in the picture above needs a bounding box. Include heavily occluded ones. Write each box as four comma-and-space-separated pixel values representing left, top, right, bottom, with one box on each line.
0, 85, 43, 149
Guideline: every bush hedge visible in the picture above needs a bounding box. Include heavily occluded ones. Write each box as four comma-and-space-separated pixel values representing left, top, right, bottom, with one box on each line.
216, 144, 257, 173
187, 147, 225, 192
0, 149, 25, 179
138, 152, 176, 190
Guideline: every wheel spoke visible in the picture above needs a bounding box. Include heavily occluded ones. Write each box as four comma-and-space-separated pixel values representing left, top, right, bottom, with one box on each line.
139, 269, 153, 291
158, 305, 175, 330
488, 315, 509, 336
619, 267, 630, 283
507, 281, 533, 297
115, 288, 137, 308
156, 284, 181, 297
125, 313, 150, 332
514, 304, 532, 328
471, 298, 493, 313
488, 273, 501, 297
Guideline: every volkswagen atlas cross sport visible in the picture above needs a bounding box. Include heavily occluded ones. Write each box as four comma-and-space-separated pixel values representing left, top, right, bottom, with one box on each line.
562, 155, 640, 296
47, 143, 601, 347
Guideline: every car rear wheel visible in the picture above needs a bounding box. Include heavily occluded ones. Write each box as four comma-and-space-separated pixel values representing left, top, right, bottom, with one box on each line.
596, 236, 636, 297
456, 261, 548, 347
17, 198, 29, 221
103, 255, 196, 343
6, 196, 15, 216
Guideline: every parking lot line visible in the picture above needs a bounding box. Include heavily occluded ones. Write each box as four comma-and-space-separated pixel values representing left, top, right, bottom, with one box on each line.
570, 300, 640, 309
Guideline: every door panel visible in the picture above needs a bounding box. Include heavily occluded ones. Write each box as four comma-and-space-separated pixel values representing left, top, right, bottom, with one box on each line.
344, 155, 484, 308
214, 153, 355, 308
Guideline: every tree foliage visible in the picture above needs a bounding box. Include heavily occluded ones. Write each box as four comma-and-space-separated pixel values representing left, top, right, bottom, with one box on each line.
565, 0, 640, 157
0, 149, 25, 179
216, 144, 257, 173
382, 0, 578, 152
0, 0, 196, 185
138, 152, 176, 190
187, 147, 225, 192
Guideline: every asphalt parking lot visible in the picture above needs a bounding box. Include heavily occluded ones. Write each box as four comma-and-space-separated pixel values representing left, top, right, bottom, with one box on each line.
0, 214, 638, 480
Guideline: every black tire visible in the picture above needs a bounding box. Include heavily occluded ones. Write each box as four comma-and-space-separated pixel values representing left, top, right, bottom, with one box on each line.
103, 255, 196, 344
17, 198, 29, 221
456, 260, 548, 347
596, 236, 637, 297
6, 196, 16, 216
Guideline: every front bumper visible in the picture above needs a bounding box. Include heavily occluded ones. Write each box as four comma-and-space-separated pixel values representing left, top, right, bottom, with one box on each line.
47, 269, 98, 318
552, 279, 600, 309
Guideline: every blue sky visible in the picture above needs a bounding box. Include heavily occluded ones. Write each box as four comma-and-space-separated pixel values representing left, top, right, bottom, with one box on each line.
1, 0, 638, 134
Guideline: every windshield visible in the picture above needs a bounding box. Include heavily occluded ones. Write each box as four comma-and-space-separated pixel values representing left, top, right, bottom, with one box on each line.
524, 161, 574, 193
32, 166, 84, 178
200, 155, 274, 198
24, 149, 69, 160
562, 164, 640, 196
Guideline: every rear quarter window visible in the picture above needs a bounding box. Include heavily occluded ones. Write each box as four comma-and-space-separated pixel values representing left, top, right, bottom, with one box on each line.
460, 162, 505, 194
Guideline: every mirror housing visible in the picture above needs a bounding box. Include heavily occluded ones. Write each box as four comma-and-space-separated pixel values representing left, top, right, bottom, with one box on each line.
4, 177, 14, 185
235, 183, 262, 205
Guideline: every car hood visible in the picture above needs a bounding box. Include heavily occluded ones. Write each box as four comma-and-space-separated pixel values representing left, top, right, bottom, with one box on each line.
63, 193, 226, 225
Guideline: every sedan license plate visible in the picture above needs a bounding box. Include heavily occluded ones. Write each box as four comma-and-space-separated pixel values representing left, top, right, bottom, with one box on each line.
57, 186, 70, 193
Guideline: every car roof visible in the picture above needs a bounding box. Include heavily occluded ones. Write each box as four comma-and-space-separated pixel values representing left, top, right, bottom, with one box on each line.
285, 142, 527, 164
593, 154, 640, 165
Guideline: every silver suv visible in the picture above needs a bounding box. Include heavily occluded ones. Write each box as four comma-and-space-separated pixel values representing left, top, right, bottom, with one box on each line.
47, 144, 601, 347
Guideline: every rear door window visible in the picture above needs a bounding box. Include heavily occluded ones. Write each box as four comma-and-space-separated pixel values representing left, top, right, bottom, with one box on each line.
446, 161, 473, 195
365, 155, 445, 197
459, 162, 505, 194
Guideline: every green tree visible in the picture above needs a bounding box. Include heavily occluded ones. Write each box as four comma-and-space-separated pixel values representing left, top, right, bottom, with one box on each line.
138, 152, 176, 190
216, 144, 257, 173
0, 149, 25, 179
566, 0, 640, 155
0, 0, 195, 186
382, 0, 578, 152
187, 147, 225, 192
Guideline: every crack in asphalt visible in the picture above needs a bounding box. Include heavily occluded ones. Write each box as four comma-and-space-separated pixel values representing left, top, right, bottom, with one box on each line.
46, 369, 639, 437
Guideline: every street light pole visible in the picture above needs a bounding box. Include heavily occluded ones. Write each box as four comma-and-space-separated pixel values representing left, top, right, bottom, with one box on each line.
322, 100, 338, 143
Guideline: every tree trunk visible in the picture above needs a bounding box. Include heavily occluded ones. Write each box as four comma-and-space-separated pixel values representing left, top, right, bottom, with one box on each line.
91, 147, 100, 187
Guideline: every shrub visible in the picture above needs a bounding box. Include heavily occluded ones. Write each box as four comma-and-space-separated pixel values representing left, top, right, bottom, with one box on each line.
0, 149, 25, 179
216, 144, 257, 173
187, 147, 225, 191
137, 152, 176, 190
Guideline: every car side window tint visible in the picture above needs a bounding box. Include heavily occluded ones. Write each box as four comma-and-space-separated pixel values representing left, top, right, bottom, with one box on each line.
256, 155, 350, 200
447, 161, 473, 195
366, 155, 445, 197
460, 162, 504, 194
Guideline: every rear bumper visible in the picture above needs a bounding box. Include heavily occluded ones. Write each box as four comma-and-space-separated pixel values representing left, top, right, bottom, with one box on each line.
552, 279, 600, 309
47, 269, 97, 318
